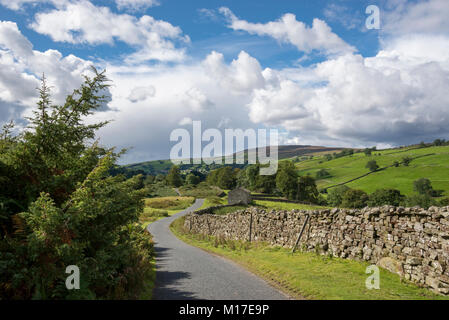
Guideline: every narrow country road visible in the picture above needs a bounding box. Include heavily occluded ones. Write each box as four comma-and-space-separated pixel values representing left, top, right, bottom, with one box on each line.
147, 199, 288, 300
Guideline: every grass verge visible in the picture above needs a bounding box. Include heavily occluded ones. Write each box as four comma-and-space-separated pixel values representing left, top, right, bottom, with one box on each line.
140, 196, 195, 228
170, 216, 449, 300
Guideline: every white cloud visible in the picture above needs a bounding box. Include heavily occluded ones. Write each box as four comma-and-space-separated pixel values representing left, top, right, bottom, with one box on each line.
0, 20, 94, 112
323, 3, 363, 30
182, 87, 214, 112
29, 0, 188, 63
246, 39, 449, 145
219, 7, 355, 56
128, 85, 155, 103
178, 117, 192, 126
384, 0, 449, 36
115, 0, 159, 11
203, 50, 266, 95
0, 0, 65, 11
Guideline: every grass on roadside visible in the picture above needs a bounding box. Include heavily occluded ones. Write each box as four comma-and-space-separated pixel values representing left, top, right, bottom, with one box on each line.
140, 196, 195, 228
171, 216, 448, 300
179, 182, 224, 198
254, 200, 331, 211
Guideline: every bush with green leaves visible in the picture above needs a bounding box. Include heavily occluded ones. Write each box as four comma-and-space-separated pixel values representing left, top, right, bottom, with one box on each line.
405, 194, 438, 209
166, 165, 183, 187
327, 185, 350, 207
0, 70, 153, 299
365, 160, 379, 172
297, 175, 319, 203
341, 189, 369, 209
316, 169, 330, 179
276, 161, 298, 200
367, 189, 405, 207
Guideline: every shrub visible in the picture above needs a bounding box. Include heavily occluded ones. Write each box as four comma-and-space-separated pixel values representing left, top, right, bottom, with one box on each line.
327, 186, 350, 207
276, 161, 298, 200
405, 194, 438, 209
316, 169, 330, 179
366, 160, 379, 172
341, 189, 369, 209
0, 71, 154, 299
297, 175, 319, 203
402, 156, 412, 166
412, 178, 443, 197
368, 189, 404, 207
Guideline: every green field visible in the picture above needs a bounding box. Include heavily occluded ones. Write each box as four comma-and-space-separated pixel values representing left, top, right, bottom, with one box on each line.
293, 145, 449, 197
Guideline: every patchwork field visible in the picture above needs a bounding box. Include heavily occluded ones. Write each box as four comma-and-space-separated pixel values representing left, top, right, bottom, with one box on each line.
294, 145, 449, 196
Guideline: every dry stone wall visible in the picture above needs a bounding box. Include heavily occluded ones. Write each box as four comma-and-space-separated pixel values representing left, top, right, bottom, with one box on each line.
184, 205, 449, 294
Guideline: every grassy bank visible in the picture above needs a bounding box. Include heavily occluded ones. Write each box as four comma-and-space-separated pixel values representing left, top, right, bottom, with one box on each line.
171, 216, 448, 300
254, 200, 331, 211
140, 196, 195, 228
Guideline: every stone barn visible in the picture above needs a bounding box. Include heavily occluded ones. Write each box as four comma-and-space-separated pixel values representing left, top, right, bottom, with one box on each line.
228, 188, 252, 205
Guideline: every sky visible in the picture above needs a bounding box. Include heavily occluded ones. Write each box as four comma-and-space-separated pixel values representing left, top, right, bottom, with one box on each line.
1, 0, 449, 164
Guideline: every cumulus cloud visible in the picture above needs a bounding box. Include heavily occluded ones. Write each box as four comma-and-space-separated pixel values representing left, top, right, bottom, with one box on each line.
115, 0, 159, 11
182, 87, 214, 112
128, 85, 156, 103
0, 20, 112, 125
29, 0, 188, 63
93, 61, 260, 164
383, 0, 449, 36
203, 50, 266, 95
219, 7, 355, 56
246, 40, 449, 146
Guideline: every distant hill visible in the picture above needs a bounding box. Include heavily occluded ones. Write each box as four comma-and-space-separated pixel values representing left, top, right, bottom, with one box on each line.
121, 145, 347, 175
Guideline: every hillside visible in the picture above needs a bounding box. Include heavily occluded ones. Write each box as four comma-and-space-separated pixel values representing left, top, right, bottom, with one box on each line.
293, 145, 449, 197
123, 145, 346, 175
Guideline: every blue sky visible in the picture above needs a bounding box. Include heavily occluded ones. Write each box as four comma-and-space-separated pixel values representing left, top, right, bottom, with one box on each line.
1, 0, 449, 164
0, 0, 381, 66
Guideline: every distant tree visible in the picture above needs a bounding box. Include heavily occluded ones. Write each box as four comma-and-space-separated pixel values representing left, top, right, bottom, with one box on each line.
364, 148, 372, 156
186, 173, 200, 186
166, 165, 183, 187
255, 174, 277, 194
341, 189, 369, 208
327, 185, 350, 207
276, 161, 298, 200
419, 141, 427, 148
368, 189, 404, 207
297, 175, 319, 203
325, 154, 332, 161
434, 139, 444, 146
402, 156, 412, 166
144, 175, 155, 186
316, 168, 330, 179
155, 173, 166, 183
366, 160, 379, 172
246, 165, 259, 190
405, 194, 437, 209
413, 178, 434, 195
216, 166, 237, 190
